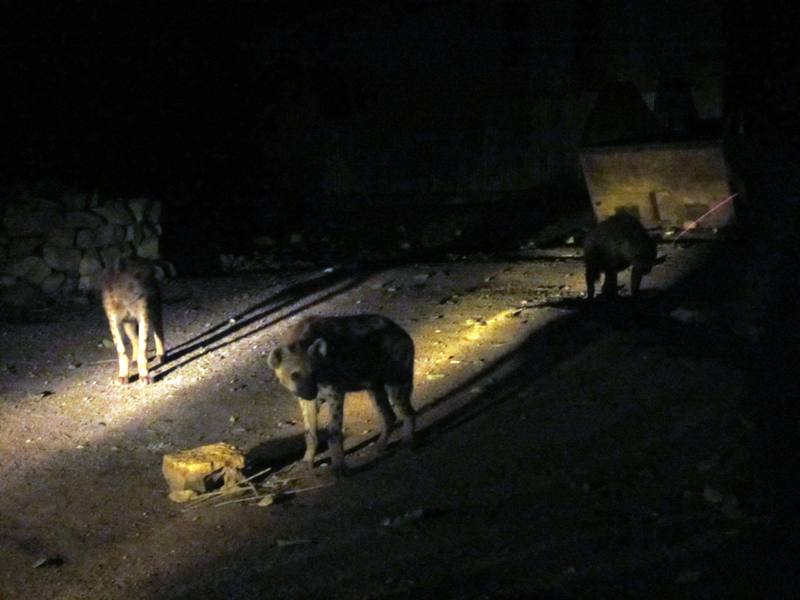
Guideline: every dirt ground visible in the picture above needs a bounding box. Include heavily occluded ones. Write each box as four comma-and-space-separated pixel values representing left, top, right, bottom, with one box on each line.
1, 212, 799, 599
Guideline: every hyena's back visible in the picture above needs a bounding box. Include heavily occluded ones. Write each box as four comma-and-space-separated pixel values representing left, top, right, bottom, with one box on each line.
584, 212, 656, 273
289, 314, 414, 389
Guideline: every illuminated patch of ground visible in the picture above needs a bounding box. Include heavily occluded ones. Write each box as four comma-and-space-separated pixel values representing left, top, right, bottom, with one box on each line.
1, 240, 774, 599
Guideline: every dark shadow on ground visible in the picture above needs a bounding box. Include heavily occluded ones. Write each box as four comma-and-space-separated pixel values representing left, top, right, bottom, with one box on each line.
165, 269, 359, 356
151, 196, 800, 597
162, 190, 589, 276
5, 185, 798, 598
243, 432, 307, 478
154, 268, 374, 380
151, 215, 589, 384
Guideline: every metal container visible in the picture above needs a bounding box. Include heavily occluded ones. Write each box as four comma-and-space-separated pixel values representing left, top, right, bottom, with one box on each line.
580, 140, 736, 230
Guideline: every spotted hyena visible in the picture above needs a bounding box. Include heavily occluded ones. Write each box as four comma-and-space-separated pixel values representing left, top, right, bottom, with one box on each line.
101, 256, 166, 384
267, 314, 416, 477
584, 212, 659, 300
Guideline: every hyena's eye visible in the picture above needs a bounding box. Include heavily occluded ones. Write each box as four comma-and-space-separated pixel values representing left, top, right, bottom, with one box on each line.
290, 372, 302, 382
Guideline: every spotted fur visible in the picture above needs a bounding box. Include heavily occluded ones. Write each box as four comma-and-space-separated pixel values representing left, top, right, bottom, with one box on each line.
268, 314, 416, 476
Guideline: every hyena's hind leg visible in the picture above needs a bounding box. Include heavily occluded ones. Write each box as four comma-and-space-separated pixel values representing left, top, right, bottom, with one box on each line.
108, 315, 131, 384
369, 386, 396, 453
387, 382, 416, 448
134, 301, 153, 384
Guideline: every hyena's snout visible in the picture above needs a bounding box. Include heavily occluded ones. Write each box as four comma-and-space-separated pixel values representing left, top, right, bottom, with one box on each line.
289, 374, 318, 400
268, 346, 318, 399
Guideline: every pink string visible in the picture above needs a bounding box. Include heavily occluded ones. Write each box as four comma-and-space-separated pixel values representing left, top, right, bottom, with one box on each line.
672, 193, 738, 242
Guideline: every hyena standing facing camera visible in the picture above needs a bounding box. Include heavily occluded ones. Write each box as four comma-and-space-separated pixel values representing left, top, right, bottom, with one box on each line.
101, 256, 166, 384
268, 314, 416, 477
583, 211, 659, 300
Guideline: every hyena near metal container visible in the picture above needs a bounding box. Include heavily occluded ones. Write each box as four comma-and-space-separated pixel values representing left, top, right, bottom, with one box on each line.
583, 211, 659, 300
101, 256, 166, 384
268, 314, 416, 477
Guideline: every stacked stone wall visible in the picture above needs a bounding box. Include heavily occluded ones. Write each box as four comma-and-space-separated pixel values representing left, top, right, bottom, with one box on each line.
0, 190, 162, 301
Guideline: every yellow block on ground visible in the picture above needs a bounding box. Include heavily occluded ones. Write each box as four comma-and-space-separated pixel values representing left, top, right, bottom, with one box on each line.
162, 442, 245, 493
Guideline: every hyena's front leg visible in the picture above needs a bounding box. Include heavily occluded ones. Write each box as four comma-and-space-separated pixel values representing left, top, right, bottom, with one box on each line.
321, 386, 346, 476
298, 398, 319, 466
387, 382, 416, 448
136, 307, 152, 384
108, 316, 130, 384
601, 269, 618, 298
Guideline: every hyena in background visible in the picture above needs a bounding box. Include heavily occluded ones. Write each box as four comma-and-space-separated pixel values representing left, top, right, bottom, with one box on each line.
268, 314, 416, 477
101, 256, 166, 384
584, 212, 659, 300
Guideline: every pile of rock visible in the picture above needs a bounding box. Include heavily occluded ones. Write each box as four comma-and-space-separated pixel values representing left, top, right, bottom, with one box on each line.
0, 190, 162, 303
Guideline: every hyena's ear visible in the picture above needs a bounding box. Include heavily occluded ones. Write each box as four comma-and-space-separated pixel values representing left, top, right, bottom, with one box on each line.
308, 337, 328, 360
267, 347, 283, 369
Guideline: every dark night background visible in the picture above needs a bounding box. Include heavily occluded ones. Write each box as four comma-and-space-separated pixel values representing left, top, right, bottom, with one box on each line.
3, 0, 799, 272
3, 2, 800, 595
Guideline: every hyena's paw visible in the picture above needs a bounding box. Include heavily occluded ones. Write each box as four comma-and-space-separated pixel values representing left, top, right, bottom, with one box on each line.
399, 417, 417, 450
139, 373, 155, 385
116, 375, 130, 385
290, 460, 315, 473
374, 434, 391, 455
329, 463, 349, 481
